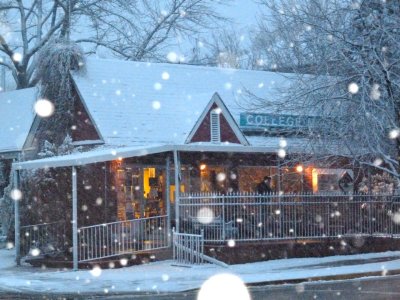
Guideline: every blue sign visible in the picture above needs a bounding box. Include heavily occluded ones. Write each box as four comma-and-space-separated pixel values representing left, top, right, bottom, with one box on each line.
240, 113, 319, 131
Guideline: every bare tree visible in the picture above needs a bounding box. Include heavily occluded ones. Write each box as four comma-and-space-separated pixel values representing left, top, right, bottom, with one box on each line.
0, 0, 97, 89
251, 0, 400, 179
0, 0, 229, 89
75, 0, 230, 62
188, 28, 255, 69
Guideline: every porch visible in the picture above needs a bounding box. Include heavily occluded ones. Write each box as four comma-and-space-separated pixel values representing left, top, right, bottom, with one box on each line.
10, 145, 388, 268
18, 192, 400, 268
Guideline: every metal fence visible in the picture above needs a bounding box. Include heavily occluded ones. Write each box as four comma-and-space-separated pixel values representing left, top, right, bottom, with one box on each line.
20, 221, 66, 257
178, 193, 400, 242
78, 215, 168, 262
173, 230, 204, 265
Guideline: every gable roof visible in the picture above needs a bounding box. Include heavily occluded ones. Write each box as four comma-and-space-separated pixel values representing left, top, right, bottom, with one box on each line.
71, 58, 291, 148
0, 87, 38, 155
186, 93, 249, 145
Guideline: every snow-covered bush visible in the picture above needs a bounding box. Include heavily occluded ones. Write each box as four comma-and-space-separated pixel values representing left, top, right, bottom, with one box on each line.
0, 180, 14, 240
357, 172, 397, 194
35, 40, 86, 146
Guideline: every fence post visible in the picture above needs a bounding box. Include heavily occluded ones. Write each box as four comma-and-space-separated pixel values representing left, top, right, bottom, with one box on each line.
368, 194, 372, 235
222, 194, 226, 241
201, 229, 204, 264
172, 228, 175, 261
326, 195, 330, 237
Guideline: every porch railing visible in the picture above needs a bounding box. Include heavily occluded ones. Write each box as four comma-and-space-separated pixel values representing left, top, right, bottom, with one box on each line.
78, 215, 168, 262
178, 193, 400, 242
173, 231, 204, 265
20, 221, 66, 257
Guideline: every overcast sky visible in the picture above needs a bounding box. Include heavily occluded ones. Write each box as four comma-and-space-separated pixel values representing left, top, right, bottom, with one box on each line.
225, 0, 261, 28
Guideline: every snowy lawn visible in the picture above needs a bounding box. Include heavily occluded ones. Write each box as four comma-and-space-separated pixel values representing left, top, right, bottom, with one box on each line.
1, 248, 400, 296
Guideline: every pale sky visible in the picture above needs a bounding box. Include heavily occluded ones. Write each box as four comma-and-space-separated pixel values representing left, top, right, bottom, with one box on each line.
224, 0, 261, 28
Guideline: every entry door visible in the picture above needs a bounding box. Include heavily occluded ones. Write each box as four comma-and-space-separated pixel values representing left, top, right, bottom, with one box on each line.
142, 166, 166, 217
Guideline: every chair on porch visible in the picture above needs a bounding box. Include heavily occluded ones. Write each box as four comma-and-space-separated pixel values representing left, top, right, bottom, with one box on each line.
187, 215, 238, 241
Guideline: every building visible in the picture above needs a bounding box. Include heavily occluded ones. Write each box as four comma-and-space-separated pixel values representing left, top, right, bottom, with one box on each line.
7, 58, 374, 268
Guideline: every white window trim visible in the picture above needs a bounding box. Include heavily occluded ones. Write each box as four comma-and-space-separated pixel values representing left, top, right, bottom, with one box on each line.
210, 109, 221, 143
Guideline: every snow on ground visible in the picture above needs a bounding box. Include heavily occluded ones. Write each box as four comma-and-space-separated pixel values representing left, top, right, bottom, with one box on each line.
1, 249, 400, 296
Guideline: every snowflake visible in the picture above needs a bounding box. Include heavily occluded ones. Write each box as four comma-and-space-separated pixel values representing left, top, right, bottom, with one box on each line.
153, 82, 162, 90
90, 265, 102, 277
12, 53, 23, 62
277, 148, 286, 158
161, 72, 170, 80
348, 82, 359, 94
34, 99, 55, 118
152, 101, 161, 110
167, 52, 178, 63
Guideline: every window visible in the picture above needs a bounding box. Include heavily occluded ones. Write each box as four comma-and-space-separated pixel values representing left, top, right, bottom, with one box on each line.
210, 109, 221, 143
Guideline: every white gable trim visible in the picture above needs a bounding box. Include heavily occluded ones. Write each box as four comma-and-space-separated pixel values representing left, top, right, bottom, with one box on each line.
22, 114, 41, 151
185, 92, 249, 146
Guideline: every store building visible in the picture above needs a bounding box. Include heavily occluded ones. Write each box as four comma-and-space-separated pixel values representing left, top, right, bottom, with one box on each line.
9, 58, 360, 267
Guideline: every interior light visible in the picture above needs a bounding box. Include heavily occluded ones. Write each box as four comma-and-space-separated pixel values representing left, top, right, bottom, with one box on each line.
200, 164, 207, 170
296, 165, 303, 173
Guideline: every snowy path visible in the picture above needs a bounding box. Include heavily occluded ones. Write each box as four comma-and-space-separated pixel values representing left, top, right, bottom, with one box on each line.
1, 249, 400, 296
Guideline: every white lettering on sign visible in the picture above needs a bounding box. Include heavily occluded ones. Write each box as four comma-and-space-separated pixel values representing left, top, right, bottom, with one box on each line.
241, 113, 318, 129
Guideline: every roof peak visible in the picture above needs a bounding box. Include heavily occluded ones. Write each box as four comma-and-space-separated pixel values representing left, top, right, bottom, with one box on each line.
82, 56, 292, 77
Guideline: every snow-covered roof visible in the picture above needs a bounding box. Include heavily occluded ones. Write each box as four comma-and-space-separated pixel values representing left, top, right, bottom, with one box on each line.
0, 87, 38, 154
14, 142, 305, 170
72, 58, 291, 148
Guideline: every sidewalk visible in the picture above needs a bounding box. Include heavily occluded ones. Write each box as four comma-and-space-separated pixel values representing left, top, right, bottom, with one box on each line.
0, 248, 400, 296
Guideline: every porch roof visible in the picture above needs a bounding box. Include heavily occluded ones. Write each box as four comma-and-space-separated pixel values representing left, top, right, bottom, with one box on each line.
12, 140, 303, 170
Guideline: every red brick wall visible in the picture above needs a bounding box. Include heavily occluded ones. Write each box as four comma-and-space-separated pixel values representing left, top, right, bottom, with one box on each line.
72, 88, 100, 141
190, 103, 241, 144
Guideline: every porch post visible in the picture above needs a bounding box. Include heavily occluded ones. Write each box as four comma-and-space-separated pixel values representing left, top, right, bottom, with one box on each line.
277, 158, 282, 193
166, 156, 171, 246
13, 169, 21, 266
173, 150, 180, 233
72, 166, 78, 271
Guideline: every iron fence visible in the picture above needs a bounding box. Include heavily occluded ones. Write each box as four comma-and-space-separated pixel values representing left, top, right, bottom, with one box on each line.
178, 193, 400, 242
20, 221, 66, 257
78, 215, 168, 262
173, 230, 204, 265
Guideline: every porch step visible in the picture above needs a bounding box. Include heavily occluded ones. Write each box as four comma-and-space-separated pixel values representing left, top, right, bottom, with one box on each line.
25, 247, 173, 269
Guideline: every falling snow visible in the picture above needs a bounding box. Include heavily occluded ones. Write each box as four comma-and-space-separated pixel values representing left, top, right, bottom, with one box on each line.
34, 99, 55, 118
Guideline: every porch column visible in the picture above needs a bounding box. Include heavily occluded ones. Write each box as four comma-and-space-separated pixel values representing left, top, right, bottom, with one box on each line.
165, 156, 171, 246
277, 158, 282, 193
13, 169, 21, 266
72, 166, 78, 271
173, 150, 180, 233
